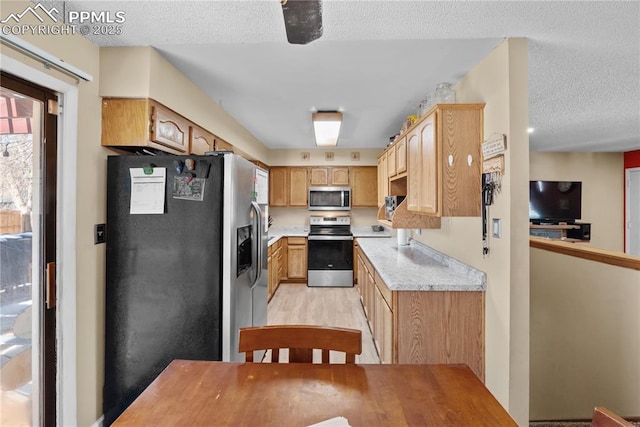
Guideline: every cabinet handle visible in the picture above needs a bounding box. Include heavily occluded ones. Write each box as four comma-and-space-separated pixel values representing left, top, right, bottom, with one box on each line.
46, 262, 56, 309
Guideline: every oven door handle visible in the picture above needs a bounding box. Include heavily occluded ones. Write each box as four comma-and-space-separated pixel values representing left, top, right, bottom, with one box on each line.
307, 235, 353, 241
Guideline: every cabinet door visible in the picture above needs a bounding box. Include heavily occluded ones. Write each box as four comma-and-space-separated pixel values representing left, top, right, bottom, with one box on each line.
351, 167, 377, 207
273, 246, 281, 296
356, 254, 365, 299
330, 167, 350, 186
387, 145, 397, 178
406, 128, 421, 212
377, 153, 388, 207
267, 253, 274, 300
438, 108, 482, 216
407, 113, 437, 214
419, 113, 438, 214
309, 168, 329, 186
374, 287, 383, 354
101, 98, 149, 148
287, 238, 307, 279
276, 244, 287, 288
365, 271, 376, 334
214, 137, 234, 152
379, 294, 393, 364
396, 137, 407, 174
190, 124, 214, 155
289, 168, 309, 207
269, 167, 288, 207
150, 101, 190, 153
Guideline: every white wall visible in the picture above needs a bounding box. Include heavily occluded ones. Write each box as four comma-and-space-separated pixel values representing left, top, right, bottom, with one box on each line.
530, 151, 625, 251
100, 47, 270, 163
530, 248, 640, 420
410, 38, 530, 425
268, 148, 381, 166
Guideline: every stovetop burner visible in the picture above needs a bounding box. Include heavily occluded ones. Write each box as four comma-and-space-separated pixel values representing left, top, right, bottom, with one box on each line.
308, 215, 352, 236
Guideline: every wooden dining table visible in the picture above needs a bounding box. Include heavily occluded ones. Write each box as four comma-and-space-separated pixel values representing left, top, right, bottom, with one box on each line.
113, 360, 517, 426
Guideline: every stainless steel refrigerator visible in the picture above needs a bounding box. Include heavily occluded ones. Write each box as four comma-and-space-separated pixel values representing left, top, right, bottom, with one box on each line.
103, 152, 268, 426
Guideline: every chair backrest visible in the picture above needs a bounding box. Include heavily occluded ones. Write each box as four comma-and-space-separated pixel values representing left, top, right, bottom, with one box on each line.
592, 406, 633, 427
239, 325, 362, 363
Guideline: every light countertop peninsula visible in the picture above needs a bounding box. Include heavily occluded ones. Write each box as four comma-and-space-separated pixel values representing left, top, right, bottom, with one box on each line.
356, 238, 486, 292
267, 226, 307, 246
351, 226, 392, 238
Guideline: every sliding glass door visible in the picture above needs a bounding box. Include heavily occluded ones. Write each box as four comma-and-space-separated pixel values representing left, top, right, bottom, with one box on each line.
1, 72, 58, 426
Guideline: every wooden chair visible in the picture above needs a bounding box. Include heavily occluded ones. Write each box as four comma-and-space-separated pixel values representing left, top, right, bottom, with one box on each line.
592, 406, 633, 427
239, 325, 362, 363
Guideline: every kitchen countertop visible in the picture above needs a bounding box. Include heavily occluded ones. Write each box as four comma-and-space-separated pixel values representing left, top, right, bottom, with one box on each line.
267, 226, 308, 246
351, 226, 392, 238
356, 238, 486, 292
267, 225, 392, 246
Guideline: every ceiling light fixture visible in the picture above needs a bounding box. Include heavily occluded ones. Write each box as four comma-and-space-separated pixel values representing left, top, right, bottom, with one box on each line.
312, 111, 342, 147
527, 127, 535, 134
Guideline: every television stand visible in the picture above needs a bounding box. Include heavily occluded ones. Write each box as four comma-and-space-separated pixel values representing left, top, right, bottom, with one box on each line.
529, 222, 591, 241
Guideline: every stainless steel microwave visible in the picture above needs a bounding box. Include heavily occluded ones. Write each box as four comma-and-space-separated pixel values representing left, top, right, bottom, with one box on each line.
308, 186, 351, 211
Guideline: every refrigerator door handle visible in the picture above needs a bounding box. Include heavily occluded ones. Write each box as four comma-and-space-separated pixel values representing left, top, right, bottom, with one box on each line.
250, 201, 263, 289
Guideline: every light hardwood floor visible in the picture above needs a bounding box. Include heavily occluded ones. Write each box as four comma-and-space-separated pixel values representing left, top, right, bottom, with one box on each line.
267, 283, 380, 364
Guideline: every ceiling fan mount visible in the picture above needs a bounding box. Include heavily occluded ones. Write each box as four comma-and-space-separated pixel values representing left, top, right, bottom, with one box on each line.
280, 0, 323, 45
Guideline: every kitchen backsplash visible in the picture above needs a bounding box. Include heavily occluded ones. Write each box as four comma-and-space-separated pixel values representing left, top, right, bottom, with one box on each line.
269, 207, 379, 228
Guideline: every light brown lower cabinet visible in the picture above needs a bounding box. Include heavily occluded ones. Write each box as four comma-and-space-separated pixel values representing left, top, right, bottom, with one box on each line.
286, 237, 307, 281
357, 248, 484, 381
267, 241, 280, 301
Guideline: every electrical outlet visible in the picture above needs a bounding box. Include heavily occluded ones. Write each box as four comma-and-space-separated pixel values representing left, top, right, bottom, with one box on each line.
95, 223, 106, 244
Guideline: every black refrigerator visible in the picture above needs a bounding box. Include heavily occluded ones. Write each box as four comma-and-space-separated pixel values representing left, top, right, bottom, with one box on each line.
103, 152, 269, 426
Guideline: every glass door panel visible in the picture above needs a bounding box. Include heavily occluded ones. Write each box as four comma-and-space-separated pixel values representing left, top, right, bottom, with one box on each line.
0, 83, 42, 426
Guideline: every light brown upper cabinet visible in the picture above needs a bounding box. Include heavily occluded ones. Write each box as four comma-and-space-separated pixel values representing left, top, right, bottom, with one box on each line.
387, 145, 397, 178
102, 98, 232, 156
289, 167, 309, 207
309, 167, 329, 186
103, 98, 187, 154
150, 101, 191, 153
395, 137, 407, 175
309, 167, 350, 186
407, 113, 438, 214
387, 137, 407, 181
377, 153, 389, 207
406, 104, 484, 217
350, 167, 378, 207
215, 137, 234, 152
190, 124, 214, 155
269, 167, 288, 207
330, 167, 350, 186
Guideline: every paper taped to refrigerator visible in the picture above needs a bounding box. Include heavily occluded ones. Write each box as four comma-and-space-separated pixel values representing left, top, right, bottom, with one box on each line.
129, 167, 166, 214
172, 176, 205, 201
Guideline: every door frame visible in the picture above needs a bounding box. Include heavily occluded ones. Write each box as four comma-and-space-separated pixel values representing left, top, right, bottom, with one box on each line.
625, 167, 640, 255
1, 53, 79, 426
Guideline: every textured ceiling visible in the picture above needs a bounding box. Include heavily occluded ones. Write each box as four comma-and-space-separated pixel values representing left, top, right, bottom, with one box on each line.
59, 0, 640, 152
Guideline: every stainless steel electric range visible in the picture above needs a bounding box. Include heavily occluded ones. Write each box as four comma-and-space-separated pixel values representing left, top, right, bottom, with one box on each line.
307, 215, 354, 287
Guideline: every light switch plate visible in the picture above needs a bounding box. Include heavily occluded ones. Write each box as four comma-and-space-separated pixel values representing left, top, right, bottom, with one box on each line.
492, 218, 502, 238
95, 223, 106, 244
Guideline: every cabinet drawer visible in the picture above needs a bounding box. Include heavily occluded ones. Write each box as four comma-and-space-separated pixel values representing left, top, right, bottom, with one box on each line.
287, 237, 307, 245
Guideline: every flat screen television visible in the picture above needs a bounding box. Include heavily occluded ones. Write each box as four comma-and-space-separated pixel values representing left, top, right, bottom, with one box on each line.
529, 180, 582, 224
